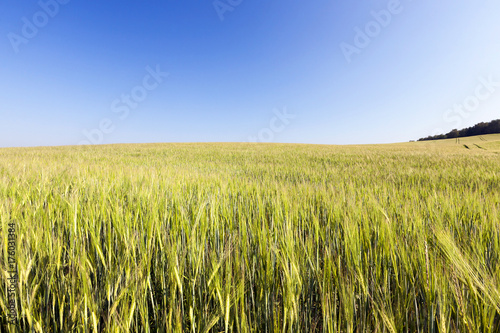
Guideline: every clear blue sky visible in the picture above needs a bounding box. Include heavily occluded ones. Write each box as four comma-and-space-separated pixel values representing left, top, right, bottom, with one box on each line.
1, 0, 499, 147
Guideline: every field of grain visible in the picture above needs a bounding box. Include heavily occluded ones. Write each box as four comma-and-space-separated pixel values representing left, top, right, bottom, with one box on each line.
1, 135, 500, 332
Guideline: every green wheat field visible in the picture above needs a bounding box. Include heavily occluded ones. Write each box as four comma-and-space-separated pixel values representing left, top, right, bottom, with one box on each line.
1, 134, 500, 332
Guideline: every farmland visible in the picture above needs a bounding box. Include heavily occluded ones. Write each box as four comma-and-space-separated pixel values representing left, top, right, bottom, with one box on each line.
1, 135, 500, 332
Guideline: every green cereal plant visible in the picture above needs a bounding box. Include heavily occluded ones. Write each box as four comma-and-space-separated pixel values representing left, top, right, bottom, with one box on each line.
0, 135, 499, 331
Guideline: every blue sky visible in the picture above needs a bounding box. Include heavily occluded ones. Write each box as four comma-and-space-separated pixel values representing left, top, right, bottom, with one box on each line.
1, 0, 499, 147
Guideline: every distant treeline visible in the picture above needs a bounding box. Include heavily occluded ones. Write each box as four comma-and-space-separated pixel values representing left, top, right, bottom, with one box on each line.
418, 119, 500, 141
